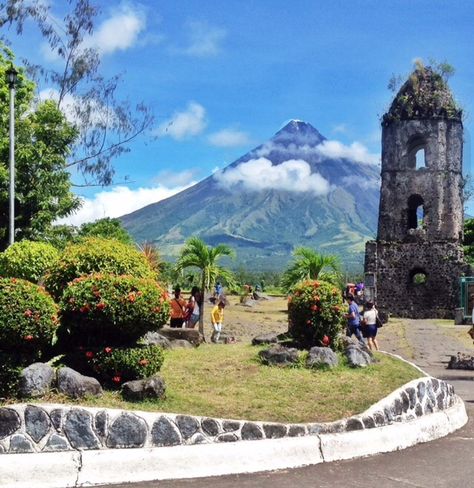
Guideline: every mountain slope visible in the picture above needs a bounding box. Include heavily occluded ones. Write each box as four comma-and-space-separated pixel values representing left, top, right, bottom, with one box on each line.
121, 120, 380, 271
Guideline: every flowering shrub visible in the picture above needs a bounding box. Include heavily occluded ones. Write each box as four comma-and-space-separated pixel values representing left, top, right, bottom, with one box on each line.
63, 345, 165, 388
0, 278, 59, 359
0, 240, 59, 283
59, 273, 170, 346
287, 280, 345, 349
0, 353, 23, 397
44, 237, 156, 300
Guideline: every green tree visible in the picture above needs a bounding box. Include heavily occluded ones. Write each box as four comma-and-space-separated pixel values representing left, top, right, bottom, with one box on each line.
176, 237, 235, 337
280, 247, 341, 292
0, 46, 80, 250
464, 218, 474, 264
78, 217, 133, 244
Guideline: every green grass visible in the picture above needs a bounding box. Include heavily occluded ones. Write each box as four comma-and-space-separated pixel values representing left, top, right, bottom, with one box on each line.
23, 344, 422, 423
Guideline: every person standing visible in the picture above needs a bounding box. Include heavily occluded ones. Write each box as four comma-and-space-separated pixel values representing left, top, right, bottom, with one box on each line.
362, 301, 379, 351
210, 299, 226, 343
186, 286, 201, 329
169, 287, 186, 328
345, 294, 364, 343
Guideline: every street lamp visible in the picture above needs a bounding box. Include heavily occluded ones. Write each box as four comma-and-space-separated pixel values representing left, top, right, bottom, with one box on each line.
6, 64, 18, 246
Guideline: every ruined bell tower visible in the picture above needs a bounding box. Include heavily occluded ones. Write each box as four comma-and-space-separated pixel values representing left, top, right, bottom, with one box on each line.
365, 65, 468, 318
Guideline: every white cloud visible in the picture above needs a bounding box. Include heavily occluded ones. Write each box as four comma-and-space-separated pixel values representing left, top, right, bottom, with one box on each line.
316, 140, 380, 165
208, 129, 251, 147
214, 158, 331, 195
56, 181, 195, 226
153, 169, 197, 187
153, 102, 207, 140
332, 123, 348, 134
180, 20, 226, 57
84, 4, 146, 55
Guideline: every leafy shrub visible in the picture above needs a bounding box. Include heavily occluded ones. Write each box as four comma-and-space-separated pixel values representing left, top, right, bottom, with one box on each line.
287, 280, 345, 349
44, 237, 156, 300
0, 240, 59, 283
0, 353, 23, 398
59, 273, 170, 347
0, 278, 59, 359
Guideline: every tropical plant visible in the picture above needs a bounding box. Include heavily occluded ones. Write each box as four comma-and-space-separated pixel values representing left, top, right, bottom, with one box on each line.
44, 237, 156, 300
78, 218, 134, 245
176, 237, 235, 336
280, 247, 341, 292
59, 273, 169, 347
464, 218, 474, 264
0, 240, 59, 283
287, 280, 345, 349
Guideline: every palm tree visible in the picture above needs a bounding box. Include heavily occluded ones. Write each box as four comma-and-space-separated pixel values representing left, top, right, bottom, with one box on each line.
176, 237, 235, 337
281, 247, 341, 292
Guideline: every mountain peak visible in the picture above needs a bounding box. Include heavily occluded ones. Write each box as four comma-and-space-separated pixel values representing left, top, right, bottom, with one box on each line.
272, 119, 325, 146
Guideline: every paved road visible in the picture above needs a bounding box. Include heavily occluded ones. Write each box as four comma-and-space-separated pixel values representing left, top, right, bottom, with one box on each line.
99, 320, 474, 488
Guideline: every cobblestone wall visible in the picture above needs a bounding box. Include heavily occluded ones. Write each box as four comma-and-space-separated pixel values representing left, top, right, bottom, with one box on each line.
0, 377, 458, 454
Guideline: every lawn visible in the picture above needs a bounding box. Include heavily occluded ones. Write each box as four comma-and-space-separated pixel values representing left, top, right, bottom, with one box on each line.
28, 343, 422, 424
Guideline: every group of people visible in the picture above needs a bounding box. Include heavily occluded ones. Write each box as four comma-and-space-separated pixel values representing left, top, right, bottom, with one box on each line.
169, 285, 227, 343
345, 294, 380, 351
169, 286, 202, 329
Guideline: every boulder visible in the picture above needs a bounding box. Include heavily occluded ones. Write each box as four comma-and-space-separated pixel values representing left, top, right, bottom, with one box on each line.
57, 367, 103, 399
19, 363, 55, 398
307, 346, 338, 369
259, 345, 299, 366
121, 374, 166, 401
159, 327, 203, 346
170, 339, 194, 349
343, 339, 373, 368
447, 353, 474, 370
140, 332, 172, 349
252, 332, 280, 346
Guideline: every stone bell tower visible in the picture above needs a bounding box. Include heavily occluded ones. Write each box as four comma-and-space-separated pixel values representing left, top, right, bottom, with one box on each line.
365, 66, 468, 318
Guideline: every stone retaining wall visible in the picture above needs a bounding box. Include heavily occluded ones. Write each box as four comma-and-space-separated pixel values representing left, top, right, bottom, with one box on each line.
0, 376, 457, 454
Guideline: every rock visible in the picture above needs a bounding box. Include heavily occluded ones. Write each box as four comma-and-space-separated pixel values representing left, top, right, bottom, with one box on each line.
42, 434, 70, 452
170, 339, 194, 349
106, 413, 147, 448
159, 327, 203, 346
151, 416, 181, 447
259, 345, 300, 366
19, 363, 55, 398
222, 420, 240, 432
176, 415, 200, 440
263, 423, 287, 438
251, 333, 280, 346
447, 353, 474, 370
0, 408, 21, 439
140, 332, 172, 349
9, 434, 34, 453
94, 411, 108, 439
121, 375, 166, 402
201, 418, 220, 436
25, 405, 51, 443
306, 346, 338, 369
241, 422, 263, 440
57, 367, 103, 399
343, 338, 373, 368
64, 409, 100, 450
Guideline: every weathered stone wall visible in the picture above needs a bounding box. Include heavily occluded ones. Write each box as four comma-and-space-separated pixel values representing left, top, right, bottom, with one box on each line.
365, 240, 468, 318
0, 377, 458, 454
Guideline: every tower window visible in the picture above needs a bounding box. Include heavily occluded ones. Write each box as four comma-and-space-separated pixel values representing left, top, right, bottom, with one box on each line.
415, 148, 426, 169
407, 136, 427, 169
407, 194, 425, 230
410, 269, 427, 285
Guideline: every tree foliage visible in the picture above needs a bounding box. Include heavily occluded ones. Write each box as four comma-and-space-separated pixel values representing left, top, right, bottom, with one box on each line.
0, 45, 81, 250
78, 217, 133, 245
176, 237, 235, 336
280, 247, 341, 292
0, 0, 153, 186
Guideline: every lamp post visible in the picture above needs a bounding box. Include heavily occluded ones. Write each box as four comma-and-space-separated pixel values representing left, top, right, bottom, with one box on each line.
6, 65, 18, 247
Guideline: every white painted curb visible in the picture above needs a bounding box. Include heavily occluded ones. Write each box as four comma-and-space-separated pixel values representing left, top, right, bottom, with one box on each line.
0, 396, 467, 488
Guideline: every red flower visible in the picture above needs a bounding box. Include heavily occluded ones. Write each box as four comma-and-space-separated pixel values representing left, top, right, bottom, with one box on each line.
24, 334, 34, 341
153, 306, 161, 313
96, 302, 106, 311
85, 351, 94, 359
112, 376, 122, 384
306, 319, 312, 325
311, 304, 319, 312
322, 335, 330, 346
80, 305, 91, 313
313, 281, 320, 288
138, 359, 149, 366
128, 292, 136, 303
104, 347, 113, 354
23, 309, 33, 318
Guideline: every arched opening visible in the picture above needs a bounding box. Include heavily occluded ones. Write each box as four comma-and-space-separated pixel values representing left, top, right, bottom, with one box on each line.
407, 136, 427, 169
410, 268, 427, 285
407, 194, 425, 230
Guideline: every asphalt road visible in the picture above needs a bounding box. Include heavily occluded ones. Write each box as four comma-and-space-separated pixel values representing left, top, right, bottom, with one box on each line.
97, 320, 474, 488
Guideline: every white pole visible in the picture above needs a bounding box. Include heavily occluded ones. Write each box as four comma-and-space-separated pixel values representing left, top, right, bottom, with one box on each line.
8, 82, 15, 246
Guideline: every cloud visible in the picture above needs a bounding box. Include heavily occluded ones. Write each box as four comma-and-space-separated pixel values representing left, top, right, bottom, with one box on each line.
214, 158, 331, 195
153, 102, 207, 140
208, 129, 251, 147
179, 20, 226, 57
153, 169, 197, 187
341, 175, 380, 190
316, 140, 380, 165
56, 180, 195, 226
85, 4, 146, 55
332, 124, 348, 134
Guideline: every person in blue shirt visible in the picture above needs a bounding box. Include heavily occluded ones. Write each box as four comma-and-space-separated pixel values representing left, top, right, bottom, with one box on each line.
345, 294, 364, 343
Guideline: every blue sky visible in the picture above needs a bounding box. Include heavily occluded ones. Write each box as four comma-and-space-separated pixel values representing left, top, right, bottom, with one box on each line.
5, 0, 474, 222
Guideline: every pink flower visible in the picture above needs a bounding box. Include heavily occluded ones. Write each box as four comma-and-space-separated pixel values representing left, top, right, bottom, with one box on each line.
85, 351, 94, 359
104, 347, 112, 354
112, 376, 122, 384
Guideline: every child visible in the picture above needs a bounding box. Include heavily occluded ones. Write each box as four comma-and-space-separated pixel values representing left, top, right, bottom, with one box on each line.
211, 300, 226, 343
